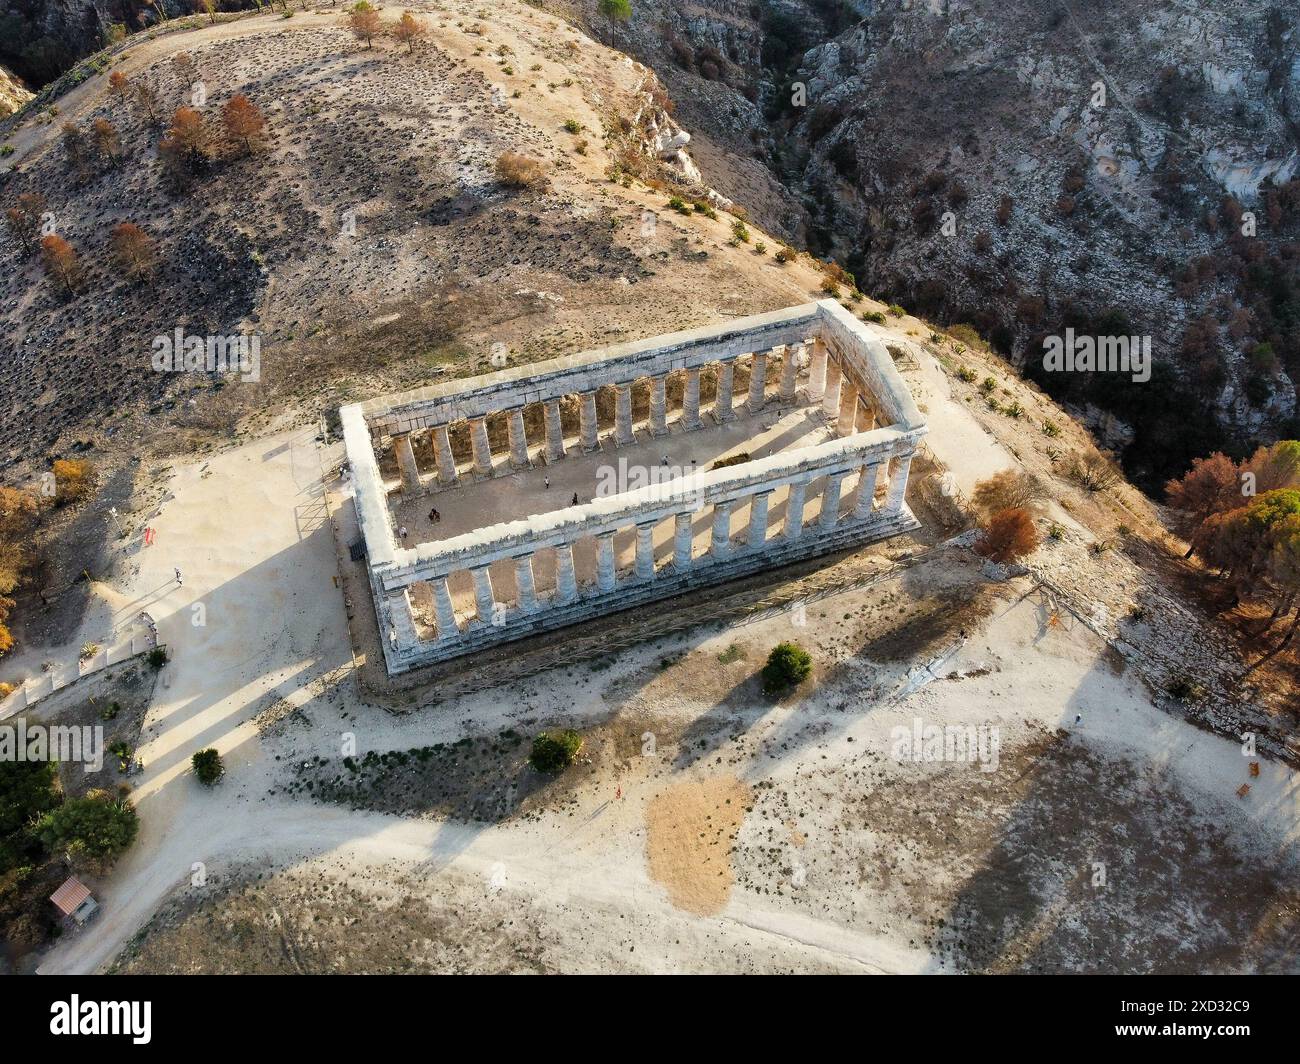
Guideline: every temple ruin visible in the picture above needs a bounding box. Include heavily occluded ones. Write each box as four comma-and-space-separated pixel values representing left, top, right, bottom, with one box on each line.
342, 299, 928, 674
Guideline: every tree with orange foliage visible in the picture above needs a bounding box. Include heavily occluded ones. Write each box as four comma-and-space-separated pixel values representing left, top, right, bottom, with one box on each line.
393, 11, 426, 52
52, 459, 94, 505
110, 222, 160, 280
347, 2, 382, 48
4, 192, 47, 255
107, 69, 131, 101
974, 507, 1040, 565
221, 94, 266, 155
90, 117, 122, 165
1164, 451, 1242, 557
40, 234, 83, 293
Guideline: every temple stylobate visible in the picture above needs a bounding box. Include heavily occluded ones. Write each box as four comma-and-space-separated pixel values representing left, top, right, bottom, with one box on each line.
342, 300, 928, 675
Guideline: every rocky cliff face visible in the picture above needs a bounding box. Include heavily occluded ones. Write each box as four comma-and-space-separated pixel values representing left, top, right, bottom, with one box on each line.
0, 0, 199, 87
595, 0, 1300, 490
0, 64, 34, 117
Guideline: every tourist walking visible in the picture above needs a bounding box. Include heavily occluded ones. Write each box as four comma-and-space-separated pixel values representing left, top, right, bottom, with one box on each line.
174, 567, 183, 586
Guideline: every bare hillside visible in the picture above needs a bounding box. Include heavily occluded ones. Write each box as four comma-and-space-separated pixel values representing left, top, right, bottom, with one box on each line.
0, 6, 836, 478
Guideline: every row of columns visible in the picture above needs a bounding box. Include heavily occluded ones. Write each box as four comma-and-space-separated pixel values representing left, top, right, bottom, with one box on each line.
388, 344, 817, 496
390, 447, 911, 648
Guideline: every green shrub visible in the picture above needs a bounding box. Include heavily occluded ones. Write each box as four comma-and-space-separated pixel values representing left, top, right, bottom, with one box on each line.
762, 642, 812, 696
36, 790, 138, 868
562, 117, 581, 133
192, 748, 224, 786
957, 366, 977, 383
147, 647, 168, 670
861, 310, 885, 324
887, 303, 906, 317
731, 219, 750, 242
711, 452, 750, 470
529, 729, 583, 774
667, 196, 690, 214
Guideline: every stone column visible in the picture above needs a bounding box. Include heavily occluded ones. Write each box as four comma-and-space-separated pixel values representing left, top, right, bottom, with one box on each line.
432, 576, 459, 639
650, 375, 668, 437
635, 521, 656, 579
385, 588, 418, 650
507, 408, 530, 469
822, 357, 843, 419
683, 367, 702, 429
808, 338, 829, 399
854, 462, 882, 518
748, 351, 767, 412
714, 362, 735, 422
779, 344, 800, 401
514, 554, 538, 611
837, 381, 859, 435
710, 500, 733, 559
469, 417, 492, 476
885, 451, 914, 514
433, 424, 457, 485
615, 382, 634, 445
596, 531, 617, 591
785, 479, 807, 540
544, 399, 565, 462
579, 391, 599, 452
856, 403, 876, 433
747, 490, 772, 548
819, 470, 848, 529
555, 542, 578, 603
471, 565, 496, 624
394, 432, 421, 495
673, 511, 694, 569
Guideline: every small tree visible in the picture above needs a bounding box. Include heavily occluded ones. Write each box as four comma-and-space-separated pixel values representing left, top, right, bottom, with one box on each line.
4, 192, 47, 255
36, 790, 139, 871
597, 0, 631, 44
971, 469, 1045, 517
192, 748, 225, 785
131, 81, 161, 124
221, 93, 266, 155
393, 11, 426, 52
974, 507, 1040, 564
90, 117, 122, 165
52, 458, 93, 503
40, 234, 83, 294
109, 222, 160, 280
529, 729, 583, 774
1165, 452, 1242, 557
166, 105, 210, 162
107, 69, 131, 101
60, 122, 92, 179
762, 641, 812, 696
347, 2, 382, 48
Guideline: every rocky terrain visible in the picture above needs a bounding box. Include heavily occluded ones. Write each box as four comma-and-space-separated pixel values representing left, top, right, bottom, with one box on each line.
568, 0, 1300, 491
0, 6, 843, 482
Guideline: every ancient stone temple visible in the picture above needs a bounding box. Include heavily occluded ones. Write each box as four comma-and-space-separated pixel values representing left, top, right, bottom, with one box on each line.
342, 299, 927, 674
